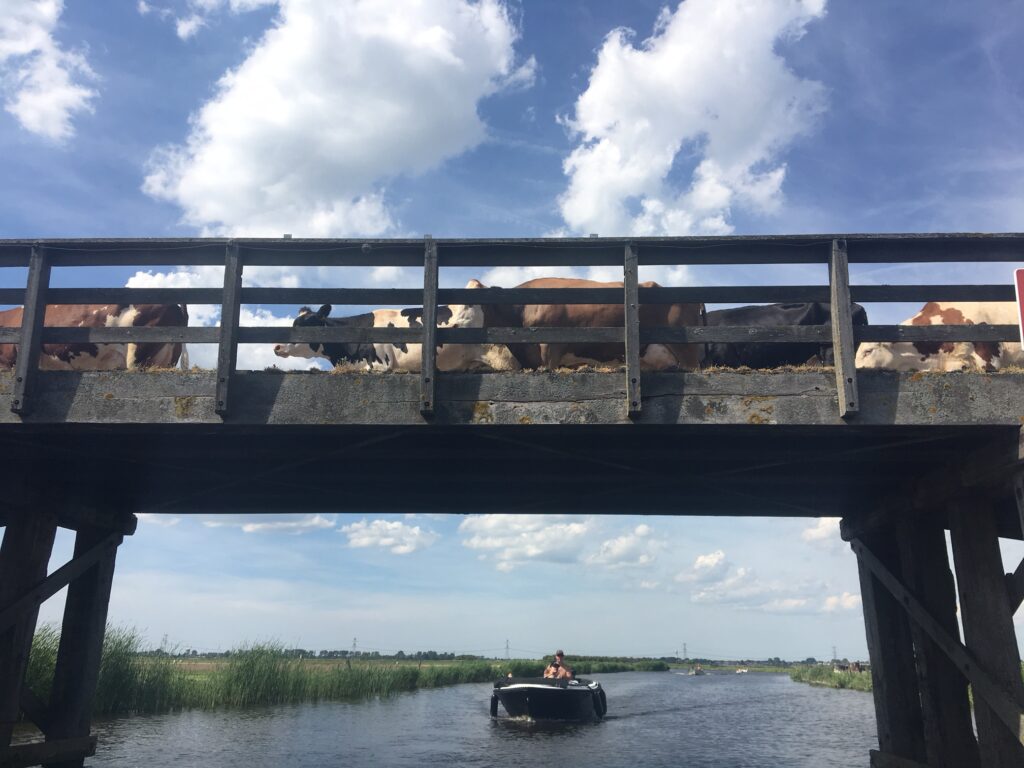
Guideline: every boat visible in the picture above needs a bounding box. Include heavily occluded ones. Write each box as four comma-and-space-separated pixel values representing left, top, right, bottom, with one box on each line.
491, 677, 607, 721
688, 664, 705, 676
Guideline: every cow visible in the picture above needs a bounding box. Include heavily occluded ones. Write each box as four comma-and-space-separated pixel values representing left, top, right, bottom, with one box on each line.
273, 281, 514, 372
703, 302, 869, 369
0, 304, 189, 370
855, 301, 1024, 372
471, 277, 704, 371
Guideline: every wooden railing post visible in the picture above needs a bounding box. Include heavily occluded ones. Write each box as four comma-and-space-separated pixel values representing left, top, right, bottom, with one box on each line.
830, 239, 859, 418
215, 241, 242, 416
11, 244, 51, 416
624, 243, 641, 416
420, 236, 438, 416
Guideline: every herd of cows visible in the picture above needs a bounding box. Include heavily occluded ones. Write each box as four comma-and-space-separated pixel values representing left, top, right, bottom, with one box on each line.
0, 277, 1021, 374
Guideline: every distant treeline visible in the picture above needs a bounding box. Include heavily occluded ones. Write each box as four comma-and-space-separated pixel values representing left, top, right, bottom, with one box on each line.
23, 626, 667, 717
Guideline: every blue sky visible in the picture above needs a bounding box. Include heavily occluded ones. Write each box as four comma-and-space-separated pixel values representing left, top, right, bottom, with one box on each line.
2, 0, 1024, 658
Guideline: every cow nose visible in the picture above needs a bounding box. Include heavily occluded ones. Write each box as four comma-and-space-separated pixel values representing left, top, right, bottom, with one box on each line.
274, 344, 284, 356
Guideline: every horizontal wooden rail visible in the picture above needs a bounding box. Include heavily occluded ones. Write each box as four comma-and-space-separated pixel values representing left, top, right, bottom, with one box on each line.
0, 233, 1021, 269
0, 322, 1016, 348
0, 284, 1016, 310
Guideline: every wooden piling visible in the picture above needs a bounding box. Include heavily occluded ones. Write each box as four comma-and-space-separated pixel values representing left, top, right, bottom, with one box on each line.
949, 499, 1024, 767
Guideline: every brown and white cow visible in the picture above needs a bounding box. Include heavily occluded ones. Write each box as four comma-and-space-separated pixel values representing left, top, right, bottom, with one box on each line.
855, 301, 1023, 372
0, 304, 189, 371
273, 280, 517, 372
472, 277, 704, 370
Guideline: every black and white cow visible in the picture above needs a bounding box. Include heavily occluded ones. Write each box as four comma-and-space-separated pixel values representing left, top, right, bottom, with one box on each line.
273, 281, 514, 371
703, 302, 868, 369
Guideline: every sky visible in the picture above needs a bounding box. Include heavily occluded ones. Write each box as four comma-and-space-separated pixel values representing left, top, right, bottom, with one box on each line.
2, 0, 1024, 659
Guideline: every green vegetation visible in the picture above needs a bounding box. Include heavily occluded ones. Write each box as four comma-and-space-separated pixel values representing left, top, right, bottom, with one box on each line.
23, 625, 667, 718
788, 665, 872, 692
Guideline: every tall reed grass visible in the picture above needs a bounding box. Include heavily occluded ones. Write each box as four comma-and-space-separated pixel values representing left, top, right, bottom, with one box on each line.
24, 625, 666, 717
789, 665, 872, 692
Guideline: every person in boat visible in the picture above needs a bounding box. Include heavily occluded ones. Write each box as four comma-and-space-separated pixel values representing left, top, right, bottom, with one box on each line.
543, 650, 574, 679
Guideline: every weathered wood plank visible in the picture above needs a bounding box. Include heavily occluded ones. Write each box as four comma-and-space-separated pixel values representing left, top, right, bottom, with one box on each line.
11, 245, 51, 416
215, 242, 243, 416
0, 736, 95, 768
41, 287, 222, 305
624, 244, 641, 415
45, 524, 120, 765
897, 522, 980, 768
830, 239, 859, 417
420, 237, 438, 416
855, 533, 927, 762
19, 683, 50, 735
0, 506, 57, 747
949, 500, 1024, 766
0, 370, 1021, 428
1006, 557, 1024, 614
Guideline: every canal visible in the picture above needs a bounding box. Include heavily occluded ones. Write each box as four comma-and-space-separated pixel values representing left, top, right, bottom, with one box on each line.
80, 671, 876, 767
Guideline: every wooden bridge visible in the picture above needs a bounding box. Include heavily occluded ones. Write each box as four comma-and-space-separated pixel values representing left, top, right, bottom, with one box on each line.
0, 233, 1023, 767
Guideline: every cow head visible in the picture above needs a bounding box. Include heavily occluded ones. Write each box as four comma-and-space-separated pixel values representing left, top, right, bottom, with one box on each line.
274, 304, 332, 360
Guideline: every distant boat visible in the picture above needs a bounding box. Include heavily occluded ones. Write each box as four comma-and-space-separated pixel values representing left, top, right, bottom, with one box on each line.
491, 677, 606, 721
736, 668, 749, 674
688, 664, 705, 676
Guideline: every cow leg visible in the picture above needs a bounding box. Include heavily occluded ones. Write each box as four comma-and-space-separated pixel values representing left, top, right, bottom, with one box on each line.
540, 343, 565, 370
125, 343, 138, 370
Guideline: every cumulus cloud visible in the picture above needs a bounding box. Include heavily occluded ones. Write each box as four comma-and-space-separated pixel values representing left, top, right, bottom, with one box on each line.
675, 549, 729, 583
459, 514, 592, 572
822, 592, 861, 612
143, 0, 535, 237
0, 0, 98, 141
341, 519, 439, 555
559, 0, 827, 236
204, 513, 335, 534
586, 523, 661, 568
801, 517, 840, 542
676, 548, 823, 612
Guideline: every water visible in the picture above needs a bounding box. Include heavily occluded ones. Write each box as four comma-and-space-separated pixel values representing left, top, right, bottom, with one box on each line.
84, 672, 877, 767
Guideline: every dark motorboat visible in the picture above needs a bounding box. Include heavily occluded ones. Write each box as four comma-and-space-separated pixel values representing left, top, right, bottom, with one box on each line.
491, 677, 607, 721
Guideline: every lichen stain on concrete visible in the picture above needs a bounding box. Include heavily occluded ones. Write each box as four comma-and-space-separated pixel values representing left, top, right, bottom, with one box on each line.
103, 392, 114, 400
703, 400, 727, 417
518, 415, 532, 425
174, 396, 198, 419
741, 396, 775, 425
472, 401, 494, 424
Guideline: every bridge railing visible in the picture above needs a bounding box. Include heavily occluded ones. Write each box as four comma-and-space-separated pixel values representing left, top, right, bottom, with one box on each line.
0, 234, 1020, 419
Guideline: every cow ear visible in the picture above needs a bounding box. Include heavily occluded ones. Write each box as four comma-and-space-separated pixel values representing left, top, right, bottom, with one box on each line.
317, 304, 332, 318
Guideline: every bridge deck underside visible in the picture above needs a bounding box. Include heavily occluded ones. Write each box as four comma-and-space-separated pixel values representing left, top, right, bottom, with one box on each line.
0, 424, 1016, 524
0, 370, 1019, 525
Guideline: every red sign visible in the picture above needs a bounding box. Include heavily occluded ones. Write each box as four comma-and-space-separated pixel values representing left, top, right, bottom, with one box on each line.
1017, 268, 1024, 344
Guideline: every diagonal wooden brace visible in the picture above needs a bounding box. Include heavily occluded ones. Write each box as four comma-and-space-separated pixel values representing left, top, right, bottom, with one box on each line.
0, 532, 122, 635
851, 537, 1024, 747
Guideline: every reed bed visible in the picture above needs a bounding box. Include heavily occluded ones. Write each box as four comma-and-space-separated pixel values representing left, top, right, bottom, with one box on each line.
788, 665, 872, 692
24, 626, 666, 717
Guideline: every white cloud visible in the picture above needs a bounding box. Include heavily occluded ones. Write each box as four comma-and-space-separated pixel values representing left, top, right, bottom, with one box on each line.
175, 13, 205, 39
136, 512, 181, 527
801, 517, 840, 543
0, 0, 98, 141
822, 592, 861, 612
459, 514, 592, 571
204, 513, 335, 534
143, 0, 533, 237
559, 0, 827, 236
675, 548, 729, 583
586, 523, 661, 568
341, 519, 439, 555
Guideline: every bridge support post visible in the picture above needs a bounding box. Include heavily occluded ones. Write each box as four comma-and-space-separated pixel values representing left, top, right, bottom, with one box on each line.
856, 530, 927, 764
949, 498, 1024, 767
40, 521, 121, 768
897, 522, 979, 768
0, 507, 58, 750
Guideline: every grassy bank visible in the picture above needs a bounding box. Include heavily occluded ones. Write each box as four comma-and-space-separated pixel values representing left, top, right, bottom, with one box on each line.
24, 626, 666, 717
788, 665, 872, 692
